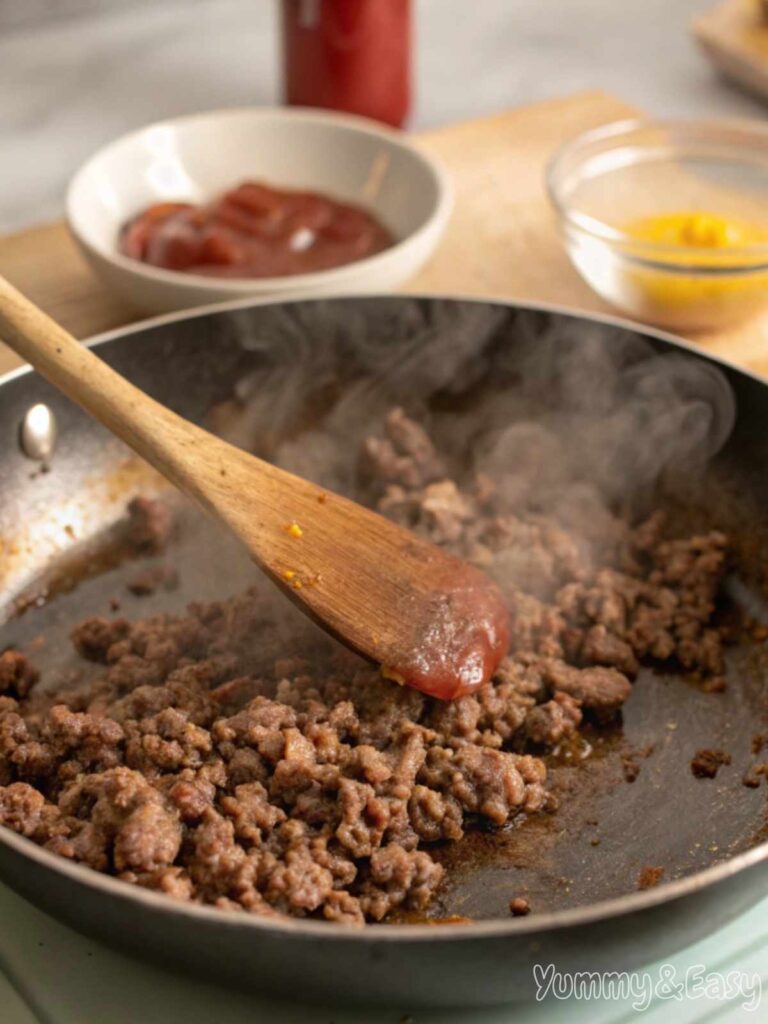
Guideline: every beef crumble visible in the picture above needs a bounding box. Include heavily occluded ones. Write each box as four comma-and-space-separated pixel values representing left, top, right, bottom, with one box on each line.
126, 497, 174, 554
126, 564, 180, 597
690, 748, 732, 779
0, 410, 732, 923
509, 896, 531, 916
742, 763, 768, 788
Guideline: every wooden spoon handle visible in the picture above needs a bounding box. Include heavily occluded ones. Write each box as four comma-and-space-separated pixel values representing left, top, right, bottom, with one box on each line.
0, 275, 221, 499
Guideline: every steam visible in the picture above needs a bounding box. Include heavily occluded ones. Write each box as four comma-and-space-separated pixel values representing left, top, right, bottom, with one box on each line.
211, 301, 735, 522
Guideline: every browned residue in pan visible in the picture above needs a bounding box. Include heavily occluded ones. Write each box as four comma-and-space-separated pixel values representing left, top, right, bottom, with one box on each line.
0, 457, 169, 617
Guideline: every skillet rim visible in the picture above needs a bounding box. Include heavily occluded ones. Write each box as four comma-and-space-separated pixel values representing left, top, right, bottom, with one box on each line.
1, 290, 766, 943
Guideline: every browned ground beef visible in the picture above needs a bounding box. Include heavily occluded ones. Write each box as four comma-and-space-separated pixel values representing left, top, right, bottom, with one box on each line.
126, 497, 175, 554
0, 410, 730, 923
509, 896, 531, 916
690, 748, 732, 779
126, 564, 180, 597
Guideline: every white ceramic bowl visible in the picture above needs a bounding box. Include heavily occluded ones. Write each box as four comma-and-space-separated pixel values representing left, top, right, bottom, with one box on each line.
66, 108, 453, 314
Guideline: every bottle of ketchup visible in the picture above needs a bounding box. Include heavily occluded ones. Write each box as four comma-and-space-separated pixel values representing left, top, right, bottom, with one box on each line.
281, 0, 411, 128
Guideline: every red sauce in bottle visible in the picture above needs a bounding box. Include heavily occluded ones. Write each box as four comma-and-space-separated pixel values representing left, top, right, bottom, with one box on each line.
281, 0, 411, 128
119, 181, 393, 278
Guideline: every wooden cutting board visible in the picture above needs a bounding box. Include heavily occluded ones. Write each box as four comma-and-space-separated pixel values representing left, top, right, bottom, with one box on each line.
694, 0, 768, 103
2, 89, 768, 378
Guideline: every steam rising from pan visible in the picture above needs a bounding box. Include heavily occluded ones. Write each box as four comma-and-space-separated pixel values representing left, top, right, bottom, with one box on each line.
210, 302, 735, 519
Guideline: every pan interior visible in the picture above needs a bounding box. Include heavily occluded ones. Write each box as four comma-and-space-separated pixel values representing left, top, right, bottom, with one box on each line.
1, 296, 767, 922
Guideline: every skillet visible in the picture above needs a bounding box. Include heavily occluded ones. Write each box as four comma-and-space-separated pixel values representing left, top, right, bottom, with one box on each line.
0, 294, 767, 1007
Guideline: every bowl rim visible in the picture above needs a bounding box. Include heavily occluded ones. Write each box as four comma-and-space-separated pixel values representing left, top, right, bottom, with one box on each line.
546, 116, 768, 271
2, 290, 768, 944
65, 105, 454, 293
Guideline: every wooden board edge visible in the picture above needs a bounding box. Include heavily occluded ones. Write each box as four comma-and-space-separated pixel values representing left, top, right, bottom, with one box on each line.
693, 0, 768, 100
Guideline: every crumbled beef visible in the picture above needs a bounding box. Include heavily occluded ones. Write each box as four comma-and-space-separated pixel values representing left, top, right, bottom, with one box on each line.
524, 692, 582, 746
71, 617, 130, 663
690, 748, 731, 779
126, 564, 179, 597
167, 775, 217, 823
335, 779, 389, 857
509, 896, 531, 916
182, 807, 251, 900
323, 889, 365, 924
121, 865, 194, 901
221, 782, 285, 844
43, 704, 125, 773
44, 767, 183, 873
124, 707, 212, 774
361, 407, 445, 492
408, 785, 463, 842
539, 660, 632, 714
114, 798, 183, 873
127, 497, 174, 554
580, 625, 639, 679
0, 410, 736, 925
701, 676, 726, 694
0, 782, 50, 838
0, 651, 39, 698
446, 747, 547, 821
742, 763, 768, 788
621, 752, 641, 783
357, 844, 444, 921
507, 593, 566, 659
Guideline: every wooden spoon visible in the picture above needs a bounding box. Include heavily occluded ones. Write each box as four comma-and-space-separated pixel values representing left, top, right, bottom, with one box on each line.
0, 277, 510, 700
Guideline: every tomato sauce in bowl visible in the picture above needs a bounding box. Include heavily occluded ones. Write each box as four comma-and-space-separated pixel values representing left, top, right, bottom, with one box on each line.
119, 181, 394, 278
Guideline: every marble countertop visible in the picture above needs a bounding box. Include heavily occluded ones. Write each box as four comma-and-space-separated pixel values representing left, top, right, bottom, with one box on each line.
2, 0, 767, 234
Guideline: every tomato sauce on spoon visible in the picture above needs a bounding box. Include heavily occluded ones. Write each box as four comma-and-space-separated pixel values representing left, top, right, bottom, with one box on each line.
385, 563, 511, 700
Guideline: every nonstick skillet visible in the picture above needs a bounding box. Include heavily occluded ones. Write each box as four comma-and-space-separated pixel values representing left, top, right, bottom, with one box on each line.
0, 295, 767, 1008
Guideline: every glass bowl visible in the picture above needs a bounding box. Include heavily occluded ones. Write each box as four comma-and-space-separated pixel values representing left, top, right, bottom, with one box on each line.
546, 119, 768, 331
